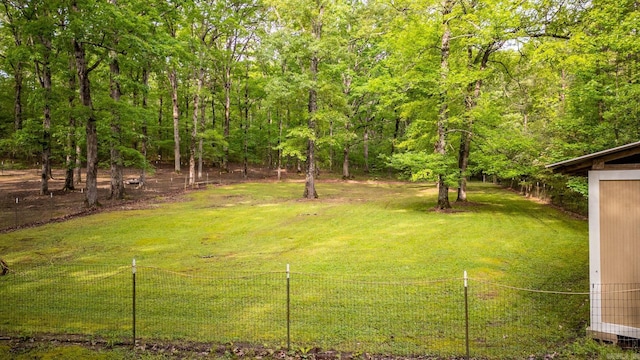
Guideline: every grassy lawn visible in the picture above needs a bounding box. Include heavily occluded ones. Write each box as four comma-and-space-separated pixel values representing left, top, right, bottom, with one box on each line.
0, 180, 598, 358
0, 181, 588, 281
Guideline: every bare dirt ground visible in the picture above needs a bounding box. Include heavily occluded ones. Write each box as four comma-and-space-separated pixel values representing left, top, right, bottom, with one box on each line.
0, 335, 453, 360
0, 163, 295, 232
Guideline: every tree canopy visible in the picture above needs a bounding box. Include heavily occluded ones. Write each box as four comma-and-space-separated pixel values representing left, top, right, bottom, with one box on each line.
0, 0, 635, 208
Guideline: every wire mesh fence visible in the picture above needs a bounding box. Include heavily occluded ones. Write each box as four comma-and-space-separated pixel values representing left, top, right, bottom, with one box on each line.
1, 262, 635, 358
135, 267, 286, 344
589, 283, 640, 347
289, 273, 467, 356
468, 280, 591, 358
1, 264, 131, 336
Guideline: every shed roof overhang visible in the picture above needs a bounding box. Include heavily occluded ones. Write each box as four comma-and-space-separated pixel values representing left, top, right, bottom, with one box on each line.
546, 141, 640, 176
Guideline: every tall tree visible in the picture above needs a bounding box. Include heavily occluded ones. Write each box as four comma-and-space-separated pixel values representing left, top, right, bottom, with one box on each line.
156, 0, 187, 174
268, 0, 341, 198
107, 0, 124, 199
1, 1, 26, 131
303, 1, 322, 199
35, 28, 53, 196
189, 67, 203, 185
338, 0, 386, 180
71, 0, 103, 208
168, 68, 181, 173
453, 0, 512, 202
210, 0, 261, 173
63, 56, 77, 191
30, 1, 56, 195
434, 0, 454, 209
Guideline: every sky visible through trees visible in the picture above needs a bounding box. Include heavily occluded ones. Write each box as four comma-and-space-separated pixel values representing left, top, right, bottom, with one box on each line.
0, 0, 638, 208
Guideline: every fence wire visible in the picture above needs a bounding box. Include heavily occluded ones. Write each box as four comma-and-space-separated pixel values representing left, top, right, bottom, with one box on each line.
135, 267, 286, 344
468, 279, 590, 358
289, 274, 465, 356
1, 264, 130, 337
590, 283, 640, 345
1, 263, 631, 358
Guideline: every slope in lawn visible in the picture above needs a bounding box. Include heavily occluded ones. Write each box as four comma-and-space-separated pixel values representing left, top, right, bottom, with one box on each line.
0, 181, 589, 358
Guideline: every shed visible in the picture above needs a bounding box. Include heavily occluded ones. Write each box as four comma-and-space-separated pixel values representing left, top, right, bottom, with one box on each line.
547, 141, 640, 342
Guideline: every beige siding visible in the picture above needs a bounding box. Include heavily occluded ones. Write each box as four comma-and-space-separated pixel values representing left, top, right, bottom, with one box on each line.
600, 180, 640, 327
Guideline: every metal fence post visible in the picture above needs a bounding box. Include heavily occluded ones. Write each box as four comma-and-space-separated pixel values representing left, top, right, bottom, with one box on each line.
15, 198, 19, 228
49, 193, 53, 220
464, 270, 470, 360
286, 263, 291, 351
132, 258, 137, 349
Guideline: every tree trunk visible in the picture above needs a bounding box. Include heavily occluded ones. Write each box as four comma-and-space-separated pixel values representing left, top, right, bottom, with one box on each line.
304, 3, 323, 199
305, 71, 319, 199
363, 126, 369, 174
39, 65, 52, 196
223, 66, 232, 173
342, 118, 350, 179
211, 87, 216, 129
267, 109, 273, 169
456, 131, 470, 202
157, 96, 163, 162
64, 58, 77, 191
74, 36, 98, 207
277, 108, 284, 180
14, 63, 23, 131
198, 92, 205, 180
75, 142, 82, 184
9, 21, 24, 131
329, 120, 334, 170
197, 67, 205, 179
36, 35, 53, 196
169, 69, 181, 173
456, 78, 482, 202
391, 114, 401, 154
342, 146, 350, 179
457, 46, 490, 202
341, 68, 352, 179
189, 69, 202, 186
242, 64, 250, 180
304, 113, 318, 199
436, 0, 453, 210
141, 67, 149, 185
64, 151, 75, 191
109, 47, 125, 200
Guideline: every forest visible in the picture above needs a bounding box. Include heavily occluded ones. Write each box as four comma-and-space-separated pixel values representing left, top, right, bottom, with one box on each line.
0, 0, 638, 209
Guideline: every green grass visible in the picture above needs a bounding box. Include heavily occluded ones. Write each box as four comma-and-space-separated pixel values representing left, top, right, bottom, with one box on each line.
1, 181, 588, 280
0, 181, 594, 358
0, 343, 138, 360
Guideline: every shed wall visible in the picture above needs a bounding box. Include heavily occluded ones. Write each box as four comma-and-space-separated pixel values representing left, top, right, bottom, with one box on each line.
599, 180, 640, 328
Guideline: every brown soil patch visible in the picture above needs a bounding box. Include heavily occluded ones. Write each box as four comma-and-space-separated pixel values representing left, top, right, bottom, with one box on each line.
0, 163, 295, 232
0, 335, 453, 359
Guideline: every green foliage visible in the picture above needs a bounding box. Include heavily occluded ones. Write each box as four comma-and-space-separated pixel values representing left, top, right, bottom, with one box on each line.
385, 151, 457, 186
566, 177, 589, 198
0, 0, 636, 202
3, 119, 41, 159
117, 146, 146, 169
276, 126, 315, 162
200, 129, 227, 161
